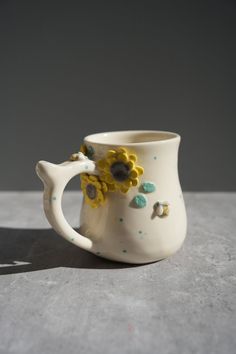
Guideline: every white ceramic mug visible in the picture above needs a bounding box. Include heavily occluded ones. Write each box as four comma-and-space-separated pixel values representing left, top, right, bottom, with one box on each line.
36, 130, 187, 264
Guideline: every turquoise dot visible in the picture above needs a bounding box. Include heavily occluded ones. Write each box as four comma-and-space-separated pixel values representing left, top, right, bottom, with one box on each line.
141, 182, 156, 193
133, 194, 147, 208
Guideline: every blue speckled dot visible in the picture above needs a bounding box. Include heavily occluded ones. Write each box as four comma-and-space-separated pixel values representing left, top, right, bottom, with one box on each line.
133, 194, 147, 208
141, 182, 156, 193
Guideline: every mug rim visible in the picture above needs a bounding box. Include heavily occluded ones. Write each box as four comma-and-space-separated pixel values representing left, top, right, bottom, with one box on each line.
84, 130, 180, 146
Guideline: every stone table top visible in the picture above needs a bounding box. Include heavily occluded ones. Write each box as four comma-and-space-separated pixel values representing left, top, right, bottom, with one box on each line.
0, 192, 235, 354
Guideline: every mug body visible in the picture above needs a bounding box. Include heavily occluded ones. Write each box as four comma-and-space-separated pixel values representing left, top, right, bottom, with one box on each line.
79, 130, 187, 264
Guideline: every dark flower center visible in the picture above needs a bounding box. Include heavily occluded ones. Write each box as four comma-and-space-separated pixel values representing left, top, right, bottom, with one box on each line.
86, 184, 97, 200
110, 162, 130, 182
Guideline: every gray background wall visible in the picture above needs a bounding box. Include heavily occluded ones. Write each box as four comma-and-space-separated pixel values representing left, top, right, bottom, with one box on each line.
0, 0, 235, 191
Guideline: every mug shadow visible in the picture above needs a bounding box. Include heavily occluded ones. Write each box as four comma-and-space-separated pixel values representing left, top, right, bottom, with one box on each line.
0, 227, 138, 275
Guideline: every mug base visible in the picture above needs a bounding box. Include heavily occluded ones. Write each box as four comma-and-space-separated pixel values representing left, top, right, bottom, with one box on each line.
90, 240, 185, 265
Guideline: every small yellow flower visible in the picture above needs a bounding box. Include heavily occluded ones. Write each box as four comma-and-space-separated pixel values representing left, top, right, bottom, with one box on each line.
97, 147, 144, 193
80, 173, 108, 208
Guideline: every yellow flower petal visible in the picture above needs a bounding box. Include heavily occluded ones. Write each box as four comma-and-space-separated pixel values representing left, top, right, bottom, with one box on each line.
88, 175, 98, 182
131, 178, 139, 186
107, 157, 116, 165
81, 173, 88, 180
107, 150, 117, 157
124, 179, 132, 187
118, 153, 128, 163
130, 169, 138, 178
120, 186, 129, 193
129, 154, 137, 162
97, 190, 104, 201
94, 181, 102, 189
81, 184, 87, 191
84, 195, 91, 204
127, 161, 135, 169
107, 183, 116, 191
118, 147, 127, 154
97, 159, 106, 169
80, 175, 89, 186
104, 167, 112, 176
105, 174, 114, 184
101, 182, 108, 192
136, 166, 144, 175
80, 178, 86, 186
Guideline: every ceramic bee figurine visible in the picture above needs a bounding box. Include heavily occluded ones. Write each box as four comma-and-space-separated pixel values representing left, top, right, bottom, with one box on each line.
154, 202, 169, 217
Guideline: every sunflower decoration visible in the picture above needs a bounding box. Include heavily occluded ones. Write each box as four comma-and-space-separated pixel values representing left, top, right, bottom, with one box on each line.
97, 147, 144, 193
80, 173, 108, 208
80, 144, 95, 160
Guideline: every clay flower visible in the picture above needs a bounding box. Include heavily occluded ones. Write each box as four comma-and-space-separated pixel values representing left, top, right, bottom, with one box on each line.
80, 174, 108, 208
97, 147, 144, 193
80, 144, 95, 160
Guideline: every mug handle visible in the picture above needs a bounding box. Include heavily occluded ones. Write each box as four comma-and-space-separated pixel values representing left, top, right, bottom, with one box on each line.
35, 152, 96, 251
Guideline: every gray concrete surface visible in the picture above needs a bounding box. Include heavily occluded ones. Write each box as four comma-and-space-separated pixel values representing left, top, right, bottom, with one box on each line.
0, 192, 235, 354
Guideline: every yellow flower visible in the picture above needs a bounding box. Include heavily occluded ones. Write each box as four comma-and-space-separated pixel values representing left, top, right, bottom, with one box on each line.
80, 173, 108, 208
97, 147, 144, 193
